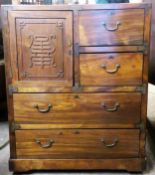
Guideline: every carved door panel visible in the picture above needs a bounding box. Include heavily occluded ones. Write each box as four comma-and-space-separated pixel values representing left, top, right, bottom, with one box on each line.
16, 18, 65, 80
8, 11, 73, 89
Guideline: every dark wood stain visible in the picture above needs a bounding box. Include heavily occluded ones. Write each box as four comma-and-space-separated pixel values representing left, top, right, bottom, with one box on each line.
1, 3, 151, 172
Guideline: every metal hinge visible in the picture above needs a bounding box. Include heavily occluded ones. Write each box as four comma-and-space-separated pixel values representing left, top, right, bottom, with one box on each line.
143, 42, 149, 55
8, 84, 18, 96
145, 4, 151, 16
136, 84, 147, 94
74, 43, 79, 57
72, 82, 83, 92
136, 121, 145, 132
10, 122, 20, 133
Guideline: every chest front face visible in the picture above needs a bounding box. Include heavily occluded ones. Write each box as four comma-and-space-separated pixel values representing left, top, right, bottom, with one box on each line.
2, 3, 151, 172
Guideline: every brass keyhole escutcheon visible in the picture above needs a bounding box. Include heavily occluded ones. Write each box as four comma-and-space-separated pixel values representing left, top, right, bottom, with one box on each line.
74, 95, 80, 99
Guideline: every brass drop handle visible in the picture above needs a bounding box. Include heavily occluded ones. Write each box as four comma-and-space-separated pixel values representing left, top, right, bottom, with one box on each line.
102, 21, 121, 32
101, 138, 119, 148
101, 102, 120, 112
33, 104, 52, 113
35, 138, 54, 148
100, 64, 120, 74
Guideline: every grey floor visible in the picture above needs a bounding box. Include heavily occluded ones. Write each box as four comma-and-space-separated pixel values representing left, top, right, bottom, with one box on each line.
1, 84, 155, 175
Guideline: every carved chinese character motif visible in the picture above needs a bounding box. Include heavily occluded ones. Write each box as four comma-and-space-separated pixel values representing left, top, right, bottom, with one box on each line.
28, 35, 57, 68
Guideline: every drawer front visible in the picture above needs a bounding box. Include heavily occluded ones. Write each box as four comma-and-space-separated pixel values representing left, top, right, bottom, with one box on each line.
79, 9, 144, 46
80, 53, 143, 86
16, 129, 140, 159
14, 93, 141, 127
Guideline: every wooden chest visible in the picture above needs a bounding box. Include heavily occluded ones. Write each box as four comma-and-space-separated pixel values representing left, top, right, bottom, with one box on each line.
1, 3, 151, 172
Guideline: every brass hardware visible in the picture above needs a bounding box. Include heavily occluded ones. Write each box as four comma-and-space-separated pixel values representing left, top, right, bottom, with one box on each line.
74, 43, 79, 57
145, 5, 151, 16
33, 104, 52, 113
35, 138, 54, 148
136, 84, 147, 94
108, 55, 114, 59
143, 42, 149, 55
74, 95, 80, 99
68, 38, 72, 48
58, 132, 63, 135
101, 138, 119, 148
137, 42, 149, 55
102, 21, 121, 32
74, 130, 80, 134
8, 85, 18, 96
136, 122, 145, 132
101, 102, 120, 112
100, 64, 120, 74
72, 82, 83, 92
11, 122, 20, 132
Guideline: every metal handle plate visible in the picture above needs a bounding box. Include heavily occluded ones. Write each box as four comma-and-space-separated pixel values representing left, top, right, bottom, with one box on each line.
68, 38, 72, 48
100, 63, 120, 74
33, 104, 52, 113
35, 138, 54, 148
102, 21, 121, 32
101, 138, 118, 148
101, 102, 120, 112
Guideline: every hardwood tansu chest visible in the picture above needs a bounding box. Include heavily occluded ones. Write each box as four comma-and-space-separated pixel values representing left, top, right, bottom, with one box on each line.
1, 3, 151, 172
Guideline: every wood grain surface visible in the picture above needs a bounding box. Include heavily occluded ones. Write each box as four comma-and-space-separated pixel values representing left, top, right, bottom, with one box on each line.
80, 53, 143, 86
14, 93, 141, 127
1, 3, 151, 172
79, 9, 144, 46
16, 129, 140, 159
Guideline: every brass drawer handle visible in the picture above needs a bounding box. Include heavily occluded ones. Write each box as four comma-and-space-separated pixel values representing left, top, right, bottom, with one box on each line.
100, 63, 120, 74
33, 104, 52, 113
35, 138, 54, 148
101, 138, 119, 148
101, 102, 120, 112
102, 21, 121, 32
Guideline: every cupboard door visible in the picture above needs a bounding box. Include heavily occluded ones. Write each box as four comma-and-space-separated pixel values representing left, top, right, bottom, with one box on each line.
8, 11, 73, 88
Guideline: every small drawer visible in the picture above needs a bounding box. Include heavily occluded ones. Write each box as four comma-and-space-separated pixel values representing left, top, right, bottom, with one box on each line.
16, 129, 140, 159
80, 53, 143, 86
79, 9, 144, 46
13, 93, 141, 128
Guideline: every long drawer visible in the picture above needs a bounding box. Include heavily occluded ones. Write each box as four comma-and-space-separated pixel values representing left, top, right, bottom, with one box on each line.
13, 93, 141, 128
80, 53, 143, 86
16, 129, 140, 159
79, 9, 144, 46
